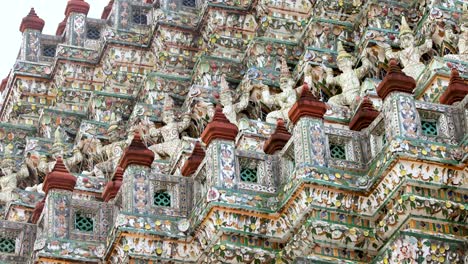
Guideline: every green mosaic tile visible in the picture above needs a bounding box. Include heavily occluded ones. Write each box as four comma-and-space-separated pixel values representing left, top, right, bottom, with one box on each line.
240, 167, 258, 183
75, 213, 94, 232
330, 144, 346, 160
421, 120, 438, 136
154, 191, 171, 207
0, 238, 15, 253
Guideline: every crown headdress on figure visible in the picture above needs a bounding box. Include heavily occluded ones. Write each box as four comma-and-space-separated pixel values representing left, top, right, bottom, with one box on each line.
220, 74, 231, 96
163, 93, 175, 111
336, 42, 355, 62
280, 58, 292, 79
399, 16, 414, 37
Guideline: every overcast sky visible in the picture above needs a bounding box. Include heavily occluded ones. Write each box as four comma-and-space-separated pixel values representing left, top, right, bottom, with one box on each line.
0, 0, 108, 78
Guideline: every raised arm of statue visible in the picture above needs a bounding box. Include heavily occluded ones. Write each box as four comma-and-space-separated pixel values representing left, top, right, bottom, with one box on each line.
177, 113, 192, 132
261, 85, 275, 107
376, 41, 397, 60
149, 126, 162, 139
384, 46, 398, 61
355, 51, 371, 79
418, 37, 433, 55
323, 65, 339, 86
234, 91, 250, 113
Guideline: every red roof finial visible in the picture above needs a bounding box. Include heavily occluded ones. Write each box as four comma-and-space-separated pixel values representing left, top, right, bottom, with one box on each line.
288, 82, 327, 124
201, 105, 239, 146
19, 8, 45, 33
376, 59, 416, 100
0, 77, 7, 92
113, 166, 124, 181
102, 167, 124, 202
56, 17, 67, 36
349, 97, 380, 131
181, 142, 206, 176
101, 0, 114, 19
439, 68, 468, 105
42, 157, 77, 194
263, 119, 292, 154
31, 198, 45, 224
119, 132, 155, 170
65, 0, 90, 17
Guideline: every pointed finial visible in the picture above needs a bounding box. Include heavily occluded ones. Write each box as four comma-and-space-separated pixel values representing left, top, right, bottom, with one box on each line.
181, 142, 206, 176
56, 17, 67, 36
263, 118, 292, 154
65, 0, 90, 17
349, 97, 380, 131
118, 132, 155, 169
201, 105, 238, 146
20, 8, 45, 32
42, 157, 77, 194
399, 16, 413, 37
280, 58, 292, 79
439, 68, 468, 105
288, 82, 327, 124
376, 59, 416, 100
101, 0, 114, 19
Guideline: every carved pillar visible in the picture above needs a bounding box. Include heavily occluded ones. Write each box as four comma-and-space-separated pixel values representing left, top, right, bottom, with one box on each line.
377, 59, 418, 140
288, 84, 327, 169
201, 105, 239, 189
19, 8, 45, 62
64, 0, 90, 46
118, 132, 154, 213
39, 157, 77, 238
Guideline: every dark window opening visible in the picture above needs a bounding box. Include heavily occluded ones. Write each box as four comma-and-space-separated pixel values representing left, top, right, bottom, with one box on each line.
43, 45, 57, 57
154, 190, 171, 207
87, 27, 101, 40
330, 144, 346, 160
182, 0, 196, 7
133, 13, 148, 25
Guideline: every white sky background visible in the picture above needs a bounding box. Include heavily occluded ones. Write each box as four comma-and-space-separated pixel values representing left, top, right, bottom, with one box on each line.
0, 0, 109, 78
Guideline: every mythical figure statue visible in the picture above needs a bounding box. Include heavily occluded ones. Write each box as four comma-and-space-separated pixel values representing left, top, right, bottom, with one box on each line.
218, 74, 252, 125
378, 16, 433, 80
89, 121, 128, 178
148, 94, 191, 160
261, 58, 299, 124
323, 42, 371, 108
0, 157, 29, 203
445, 12, 468, 61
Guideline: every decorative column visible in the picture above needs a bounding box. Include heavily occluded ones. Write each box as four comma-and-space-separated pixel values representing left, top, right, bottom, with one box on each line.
39, 157, 77, 238
288, 83, 327, 168
19, 8, 45, 62
181, 142, 206, 176
201, 105, 238, 189
118, 132, 154, 214
64, 0, 90, 46
439, 68, 468, 105
376, 59, 417, 140
263, 119, 291, 155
